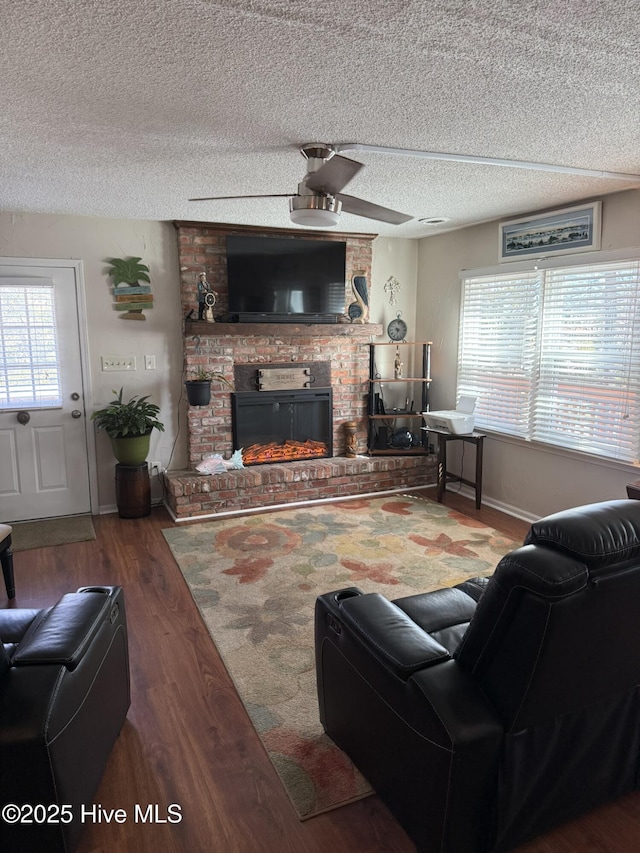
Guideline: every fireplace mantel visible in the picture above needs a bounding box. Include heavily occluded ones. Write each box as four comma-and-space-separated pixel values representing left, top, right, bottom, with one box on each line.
185, 320, 383, 337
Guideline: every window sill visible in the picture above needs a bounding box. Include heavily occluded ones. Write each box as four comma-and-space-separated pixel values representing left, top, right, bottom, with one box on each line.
478, 428, 640, 476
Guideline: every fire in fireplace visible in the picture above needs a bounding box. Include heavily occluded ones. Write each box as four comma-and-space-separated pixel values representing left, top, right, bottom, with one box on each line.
232, 388, 333, 465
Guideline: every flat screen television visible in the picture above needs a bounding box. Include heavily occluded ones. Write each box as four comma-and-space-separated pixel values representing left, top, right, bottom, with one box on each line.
226, 235, 346, 322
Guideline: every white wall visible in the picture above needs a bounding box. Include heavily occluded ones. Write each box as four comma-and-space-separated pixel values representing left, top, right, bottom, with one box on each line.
0, 212, 187, 511
415, 188, 640, 520
371, 236, 418, 337
370, 237, 420, 409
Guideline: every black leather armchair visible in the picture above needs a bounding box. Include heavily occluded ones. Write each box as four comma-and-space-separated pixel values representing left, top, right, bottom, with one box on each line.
315, 500, 640, 852
0, 585, 130, 853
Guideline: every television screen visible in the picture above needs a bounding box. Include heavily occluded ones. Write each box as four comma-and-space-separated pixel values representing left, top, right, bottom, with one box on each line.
226, 235, 346, 320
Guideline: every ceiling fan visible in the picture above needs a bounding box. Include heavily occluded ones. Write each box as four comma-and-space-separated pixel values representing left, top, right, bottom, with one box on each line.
189, 143, 413, 228
189, 141, 640, 229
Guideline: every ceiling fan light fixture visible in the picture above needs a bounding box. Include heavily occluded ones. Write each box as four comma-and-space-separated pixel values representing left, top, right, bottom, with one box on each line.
289, 195, 342, 227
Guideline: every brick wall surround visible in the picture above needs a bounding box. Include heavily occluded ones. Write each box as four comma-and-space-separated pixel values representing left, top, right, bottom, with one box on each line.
175, 220, 375, 319
170, 221, 435, 518
183, 325, 379, 465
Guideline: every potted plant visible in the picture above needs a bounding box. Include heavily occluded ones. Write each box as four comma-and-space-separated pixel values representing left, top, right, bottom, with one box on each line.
185, 368, 232, 406
91, 388, 165, 465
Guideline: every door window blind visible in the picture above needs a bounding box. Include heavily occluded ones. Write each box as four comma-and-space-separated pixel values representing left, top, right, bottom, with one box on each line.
458, 259, 640, 464
0, 283, 62, 408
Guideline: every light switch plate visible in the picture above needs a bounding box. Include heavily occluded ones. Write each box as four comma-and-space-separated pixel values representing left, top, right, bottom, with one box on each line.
101, 355, 136, 371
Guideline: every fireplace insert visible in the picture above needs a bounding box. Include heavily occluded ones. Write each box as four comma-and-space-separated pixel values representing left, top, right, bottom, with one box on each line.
232, 388, 333, 464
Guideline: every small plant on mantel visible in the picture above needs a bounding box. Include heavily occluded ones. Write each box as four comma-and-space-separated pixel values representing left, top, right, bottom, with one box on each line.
185, 367, 232, 407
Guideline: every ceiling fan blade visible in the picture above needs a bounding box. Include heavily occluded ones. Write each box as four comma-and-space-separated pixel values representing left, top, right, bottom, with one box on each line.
337, 193, 412, 225
334, 142, 640, 182
189, 193, 294, 202
305, 155, 363, 195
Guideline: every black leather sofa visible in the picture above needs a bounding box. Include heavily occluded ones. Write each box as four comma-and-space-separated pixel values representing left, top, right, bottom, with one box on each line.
0, 585, 130, 853
315, 499, 640, 852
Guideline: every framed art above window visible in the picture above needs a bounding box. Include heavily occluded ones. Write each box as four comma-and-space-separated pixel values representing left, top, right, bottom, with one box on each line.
499, 202, 602, 262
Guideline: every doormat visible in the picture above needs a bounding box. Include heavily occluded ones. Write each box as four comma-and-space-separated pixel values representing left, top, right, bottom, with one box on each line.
11, 514, 96, 552
162, 494, 518, 819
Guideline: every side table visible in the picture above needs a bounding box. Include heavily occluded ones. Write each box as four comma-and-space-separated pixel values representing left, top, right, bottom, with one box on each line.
115, 463, 151, 518
424, 428, 486, 509
626, 479, 640, 500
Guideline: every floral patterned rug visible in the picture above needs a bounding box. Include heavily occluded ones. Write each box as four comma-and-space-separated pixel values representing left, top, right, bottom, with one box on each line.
162, 494, 518, 820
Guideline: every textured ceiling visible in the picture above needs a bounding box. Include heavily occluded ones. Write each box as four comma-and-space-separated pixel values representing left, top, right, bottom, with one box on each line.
2, 0, 640, 237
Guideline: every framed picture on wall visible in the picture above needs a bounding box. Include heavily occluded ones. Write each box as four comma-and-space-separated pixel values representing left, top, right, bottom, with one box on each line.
499, 201, 602, 262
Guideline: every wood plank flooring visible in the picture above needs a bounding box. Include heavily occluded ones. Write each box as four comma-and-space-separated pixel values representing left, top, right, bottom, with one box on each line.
3, 492, 640, 852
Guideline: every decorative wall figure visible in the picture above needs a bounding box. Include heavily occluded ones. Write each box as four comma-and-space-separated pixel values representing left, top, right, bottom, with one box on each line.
384, 275, 401, 306
105, 256, 153, 321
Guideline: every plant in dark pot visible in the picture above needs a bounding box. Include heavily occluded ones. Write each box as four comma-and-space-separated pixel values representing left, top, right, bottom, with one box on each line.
185, 368, 232, 406
91, 388, 165, 465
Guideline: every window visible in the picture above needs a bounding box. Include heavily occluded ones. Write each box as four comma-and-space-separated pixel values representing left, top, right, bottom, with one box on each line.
0, 282, 62, 409
457, 257, 640, 464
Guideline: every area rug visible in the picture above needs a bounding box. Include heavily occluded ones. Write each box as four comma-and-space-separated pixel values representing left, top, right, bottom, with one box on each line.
11, 514, 96, 552
162, 495, 518, 819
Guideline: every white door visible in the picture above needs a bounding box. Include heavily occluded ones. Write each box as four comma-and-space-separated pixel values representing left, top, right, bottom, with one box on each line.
0, 260, 94, 522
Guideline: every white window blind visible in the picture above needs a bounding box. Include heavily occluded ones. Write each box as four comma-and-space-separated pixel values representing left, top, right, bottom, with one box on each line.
457, 271, 541, 438
458, 258, 640, 464
0, 283, 62, 408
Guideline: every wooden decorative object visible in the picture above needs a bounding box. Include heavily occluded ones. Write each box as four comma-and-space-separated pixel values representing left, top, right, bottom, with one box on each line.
258, 367, 311, 391
344, 421, 358, 457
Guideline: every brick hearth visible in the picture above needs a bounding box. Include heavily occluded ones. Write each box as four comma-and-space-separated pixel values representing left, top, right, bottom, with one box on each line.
164, 455, 436, 520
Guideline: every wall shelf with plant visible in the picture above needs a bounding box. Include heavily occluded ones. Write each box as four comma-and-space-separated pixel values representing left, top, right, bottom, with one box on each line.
185, 369, 232, 406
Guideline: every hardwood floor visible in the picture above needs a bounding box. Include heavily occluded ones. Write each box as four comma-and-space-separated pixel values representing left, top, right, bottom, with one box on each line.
4, 493, 640, 852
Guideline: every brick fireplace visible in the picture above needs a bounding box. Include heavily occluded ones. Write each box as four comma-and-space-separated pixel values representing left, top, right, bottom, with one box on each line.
163, 221, 435, 520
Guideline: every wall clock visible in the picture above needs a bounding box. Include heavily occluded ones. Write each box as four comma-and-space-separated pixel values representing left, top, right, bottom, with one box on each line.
387, 312, 407, 342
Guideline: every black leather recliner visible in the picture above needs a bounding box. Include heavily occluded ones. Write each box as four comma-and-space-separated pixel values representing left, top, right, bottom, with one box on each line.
0, 585, 130, 853
315, 499, 640, 852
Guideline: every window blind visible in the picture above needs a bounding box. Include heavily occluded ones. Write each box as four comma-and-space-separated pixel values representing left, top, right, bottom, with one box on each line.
0, 284, 62, 408
457, 258, 640, 464
534, 261, 640, 461
457, 271, 541, 438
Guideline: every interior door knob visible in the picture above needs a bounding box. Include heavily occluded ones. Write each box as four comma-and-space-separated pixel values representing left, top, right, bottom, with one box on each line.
16, 411, 30, 424
71, 410, 82, 419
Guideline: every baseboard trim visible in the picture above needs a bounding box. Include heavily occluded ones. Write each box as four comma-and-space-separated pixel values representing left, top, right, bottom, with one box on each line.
454, 485, 538, 523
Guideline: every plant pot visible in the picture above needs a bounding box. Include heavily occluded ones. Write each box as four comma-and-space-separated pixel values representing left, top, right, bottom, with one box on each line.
110, 431, 152, 466
185, 380, 211, 406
